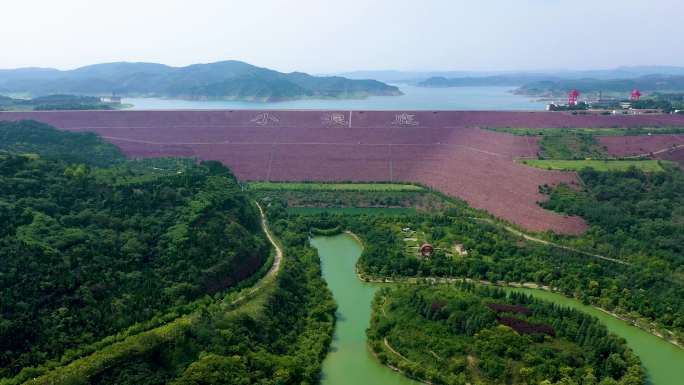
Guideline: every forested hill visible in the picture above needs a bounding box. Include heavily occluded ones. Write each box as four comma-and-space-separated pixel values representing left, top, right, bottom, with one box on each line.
417, 74, 552, 87
0, 120, 125, 166
516, 75, 684, 97
0, 61, 402, 102
0, 121, 269, 378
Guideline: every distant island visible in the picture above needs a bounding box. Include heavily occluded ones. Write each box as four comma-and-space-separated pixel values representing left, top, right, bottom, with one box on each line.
0, 61, 402, 102
0, 94, 128, 111
417, 74, 554, 88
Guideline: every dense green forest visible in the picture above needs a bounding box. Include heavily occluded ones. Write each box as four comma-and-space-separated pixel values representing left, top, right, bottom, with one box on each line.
77, 210, 336, 385
542, 167, 684, 269
368, 285, 642, 385
0, 121, 339, 385
253, 188, 450, 212
0, 154, 270, 378
12, 197, 337, 385
0, 122, 277, 381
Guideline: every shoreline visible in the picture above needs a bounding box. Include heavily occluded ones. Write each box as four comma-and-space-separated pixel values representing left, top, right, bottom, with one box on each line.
336, 230, 684, 350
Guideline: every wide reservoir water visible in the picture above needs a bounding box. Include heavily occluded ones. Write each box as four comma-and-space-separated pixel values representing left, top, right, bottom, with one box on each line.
311, 233, 684, 385
126, 85, 546, 111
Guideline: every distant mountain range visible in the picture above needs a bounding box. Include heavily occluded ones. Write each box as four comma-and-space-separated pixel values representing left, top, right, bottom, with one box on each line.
515, 75, 684, 97
339, 66, 684, 84
0, 61, 402, 102
409, 67, 684, 97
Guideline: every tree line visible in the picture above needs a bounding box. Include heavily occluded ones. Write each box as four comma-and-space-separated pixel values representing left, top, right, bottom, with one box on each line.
368, 284, 642, 385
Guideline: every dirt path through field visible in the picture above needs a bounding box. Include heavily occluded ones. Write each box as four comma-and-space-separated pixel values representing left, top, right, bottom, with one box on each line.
623, 143, 684, 158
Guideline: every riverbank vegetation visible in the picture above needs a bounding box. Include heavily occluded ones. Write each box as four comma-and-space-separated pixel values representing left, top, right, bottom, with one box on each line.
363, 211, 684, 344
368, 285, 643, 385
261, 190, 684, 346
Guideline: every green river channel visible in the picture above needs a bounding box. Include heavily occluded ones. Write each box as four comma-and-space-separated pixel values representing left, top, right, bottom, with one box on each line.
310, 233, 684, 385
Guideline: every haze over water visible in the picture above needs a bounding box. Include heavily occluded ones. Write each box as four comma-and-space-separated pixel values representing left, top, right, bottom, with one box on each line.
127, 86, 547, 111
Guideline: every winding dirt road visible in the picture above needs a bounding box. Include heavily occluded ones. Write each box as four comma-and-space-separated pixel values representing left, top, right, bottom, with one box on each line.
230, 202, 282, 305
257, 201, 283, 278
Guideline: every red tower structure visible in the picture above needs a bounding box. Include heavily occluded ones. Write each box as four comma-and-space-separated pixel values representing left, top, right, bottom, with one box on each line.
568, 89, 580, 106
630, 89, 642, 101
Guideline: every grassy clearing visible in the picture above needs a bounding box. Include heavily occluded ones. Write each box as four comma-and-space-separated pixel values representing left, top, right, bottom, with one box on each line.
520, 159, 668, 172
539, 134, 606, 160
248, 182, 425, 192
489, 127, 684, 136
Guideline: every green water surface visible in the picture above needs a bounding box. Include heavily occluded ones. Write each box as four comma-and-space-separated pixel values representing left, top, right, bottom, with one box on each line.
311, 233, 684, 385
311, 235, 418, 385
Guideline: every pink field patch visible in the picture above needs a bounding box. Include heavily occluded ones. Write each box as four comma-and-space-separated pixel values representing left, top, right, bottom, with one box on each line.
5, 110, 684, 234
598, 134, 684, 157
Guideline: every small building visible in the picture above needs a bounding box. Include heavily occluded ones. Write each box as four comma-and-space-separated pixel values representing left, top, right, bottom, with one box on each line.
453, 244, 468, 256
419, 244, 434, 258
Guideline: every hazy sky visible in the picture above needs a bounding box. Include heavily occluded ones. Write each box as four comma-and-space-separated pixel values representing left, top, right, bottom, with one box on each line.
1, 0, 682, 73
